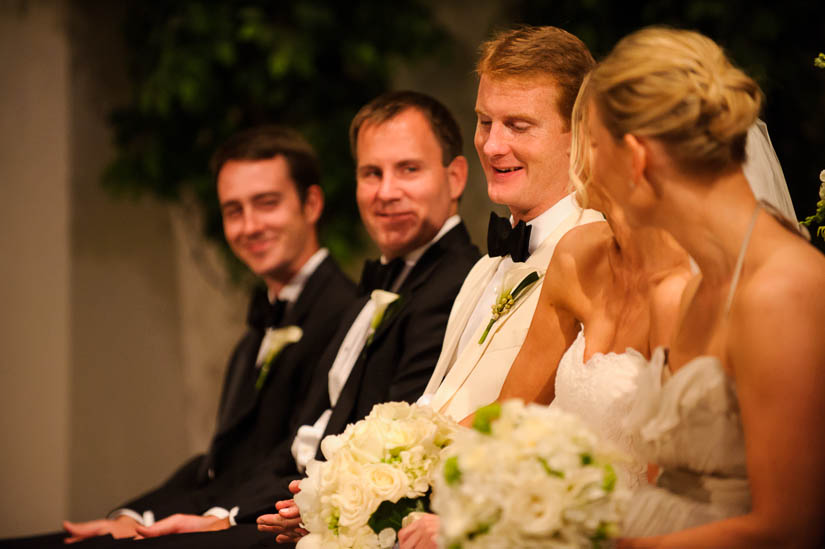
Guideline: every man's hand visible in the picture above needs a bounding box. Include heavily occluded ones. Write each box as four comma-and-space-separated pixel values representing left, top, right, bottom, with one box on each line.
257, 480, 307, 543
134, 514, 230, 538
397, 513, 439, 549
62, 515, 140, 544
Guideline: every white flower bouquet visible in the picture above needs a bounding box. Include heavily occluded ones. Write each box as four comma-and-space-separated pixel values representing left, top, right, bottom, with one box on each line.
295, 402, 457, 549
432, 400, 630, 548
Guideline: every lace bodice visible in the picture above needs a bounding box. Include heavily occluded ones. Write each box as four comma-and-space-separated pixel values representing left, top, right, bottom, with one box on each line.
550, 328, 648, 488
621, 349, 750, 535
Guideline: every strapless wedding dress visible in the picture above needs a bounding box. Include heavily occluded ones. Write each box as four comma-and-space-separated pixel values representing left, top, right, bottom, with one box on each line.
621, 348, 750, 535
550, 328, 648, 488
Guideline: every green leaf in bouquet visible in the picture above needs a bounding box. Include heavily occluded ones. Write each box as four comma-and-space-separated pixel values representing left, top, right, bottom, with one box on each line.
602, 463, 617, 492
368, 496, 429, 535
327, 510, 340, 534
472, 402, 501, 434
444, 456, 462, 485
581, 453, 593, 465
590, 521, 619, 548
537, 456, 565, 478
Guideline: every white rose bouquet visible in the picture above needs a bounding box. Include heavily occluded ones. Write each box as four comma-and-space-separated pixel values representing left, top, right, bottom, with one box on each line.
295, 402, 457, 549
432, 400, 630, 548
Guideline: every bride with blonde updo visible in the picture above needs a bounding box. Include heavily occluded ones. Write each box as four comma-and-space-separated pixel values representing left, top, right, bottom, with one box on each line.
578, 27, 825, 547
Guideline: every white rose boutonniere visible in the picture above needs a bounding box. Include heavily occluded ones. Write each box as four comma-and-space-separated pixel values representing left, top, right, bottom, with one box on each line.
255, 325, 303, 391
366, 289, 401, 346
478, 265, 541, 344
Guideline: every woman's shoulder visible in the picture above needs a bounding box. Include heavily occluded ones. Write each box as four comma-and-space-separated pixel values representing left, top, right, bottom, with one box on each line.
550, 221, 612, 271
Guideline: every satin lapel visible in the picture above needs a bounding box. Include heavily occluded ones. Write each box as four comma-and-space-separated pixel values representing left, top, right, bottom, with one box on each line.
421, 255, 501, 397
364, 224, 470, 350
430, 207, 599, 412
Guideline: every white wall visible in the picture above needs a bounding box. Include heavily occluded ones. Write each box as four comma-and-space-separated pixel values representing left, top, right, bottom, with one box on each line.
0, 0, 71, 535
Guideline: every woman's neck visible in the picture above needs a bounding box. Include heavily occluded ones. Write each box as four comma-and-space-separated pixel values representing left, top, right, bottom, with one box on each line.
650, 168, 758, 287
604, 203, 689, 287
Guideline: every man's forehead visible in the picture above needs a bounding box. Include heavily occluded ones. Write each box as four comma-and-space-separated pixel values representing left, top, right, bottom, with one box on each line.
356, 109, 438, 159
477, 73, 559, 98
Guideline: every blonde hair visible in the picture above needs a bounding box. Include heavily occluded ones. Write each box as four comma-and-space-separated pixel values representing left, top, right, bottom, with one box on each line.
588, 27, 762, 171
477, 25, 595, 127
569, 73, 594, 208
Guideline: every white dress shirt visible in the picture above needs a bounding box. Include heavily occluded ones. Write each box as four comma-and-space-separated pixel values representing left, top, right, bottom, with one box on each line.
291, 216, 461, 471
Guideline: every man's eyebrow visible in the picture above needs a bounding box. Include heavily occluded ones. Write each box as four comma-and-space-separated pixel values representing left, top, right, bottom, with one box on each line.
251, 191, 281, 199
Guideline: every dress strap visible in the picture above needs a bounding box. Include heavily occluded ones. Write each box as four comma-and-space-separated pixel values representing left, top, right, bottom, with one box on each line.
724, 204, 760, 315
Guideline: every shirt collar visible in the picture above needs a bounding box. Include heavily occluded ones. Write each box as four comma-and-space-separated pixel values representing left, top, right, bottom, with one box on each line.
270, 248, 329, 304
379, 215, 461, 291
513, 193, 578, 255
380, 214, 461, 267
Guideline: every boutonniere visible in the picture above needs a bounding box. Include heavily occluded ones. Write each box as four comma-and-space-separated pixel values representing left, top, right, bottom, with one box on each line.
366, 289, 401, 347
255, 326, 303, 391
478, 266, 541, 344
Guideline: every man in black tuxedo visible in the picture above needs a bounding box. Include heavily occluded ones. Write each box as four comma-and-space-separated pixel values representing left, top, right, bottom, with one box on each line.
4, 92, 478, 549
0, 127, 357, 547
251, 91, 480, 544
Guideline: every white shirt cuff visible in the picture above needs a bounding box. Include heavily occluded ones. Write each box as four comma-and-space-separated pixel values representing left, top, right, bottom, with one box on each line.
203, 506, 239, 526
107, 508, 155, 527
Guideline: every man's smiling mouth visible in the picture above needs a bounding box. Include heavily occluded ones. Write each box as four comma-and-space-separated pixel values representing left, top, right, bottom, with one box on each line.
493, 167, 523, 173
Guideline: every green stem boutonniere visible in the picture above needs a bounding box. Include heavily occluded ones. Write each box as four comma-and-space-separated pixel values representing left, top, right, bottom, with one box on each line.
478, 267, 541, 344
255, 326, 303, 391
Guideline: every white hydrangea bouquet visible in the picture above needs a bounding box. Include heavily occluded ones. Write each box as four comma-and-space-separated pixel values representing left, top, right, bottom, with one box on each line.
295, 402, 457, 549
432, 400, 630, 548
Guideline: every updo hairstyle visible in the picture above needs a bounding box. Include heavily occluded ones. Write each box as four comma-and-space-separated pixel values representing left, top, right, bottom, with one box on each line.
588, 27, 763, 173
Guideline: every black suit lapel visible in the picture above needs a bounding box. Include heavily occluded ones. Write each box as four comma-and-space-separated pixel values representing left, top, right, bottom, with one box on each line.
318, 224, 473, 449
214, 256, 339, 439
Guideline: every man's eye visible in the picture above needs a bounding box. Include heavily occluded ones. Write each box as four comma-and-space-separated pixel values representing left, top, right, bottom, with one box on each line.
477, 119, 492, 127
508, 121, 529, 132
257, 198, 279, 208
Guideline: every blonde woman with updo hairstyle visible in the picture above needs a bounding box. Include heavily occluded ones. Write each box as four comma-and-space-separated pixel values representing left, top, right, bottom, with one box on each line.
581, 27, 825, 546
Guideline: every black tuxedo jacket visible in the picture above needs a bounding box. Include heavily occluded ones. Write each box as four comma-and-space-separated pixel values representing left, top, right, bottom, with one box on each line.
222, 222, 480, 522
119, 254, 356, 520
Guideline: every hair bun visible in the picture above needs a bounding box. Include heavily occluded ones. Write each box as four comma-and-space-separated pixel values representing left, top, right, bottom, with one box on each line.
591, 27, 763, 169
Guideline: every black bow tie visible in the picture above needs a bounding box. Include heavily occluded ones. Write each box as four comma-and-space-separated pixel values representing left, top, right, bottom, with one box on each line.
357, 257, 405, 295
247, 288, 287, 331
487, 212, 532, 262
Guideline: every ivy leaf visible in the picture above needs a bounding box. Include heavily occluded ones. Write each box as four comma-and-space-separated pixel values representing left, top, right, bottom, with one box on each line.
367, 496, 429, 534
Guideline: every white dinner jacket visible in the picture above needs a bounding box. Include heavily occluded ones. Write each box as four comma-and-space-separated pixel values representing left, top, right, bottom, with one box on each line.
424, 206, 603, 421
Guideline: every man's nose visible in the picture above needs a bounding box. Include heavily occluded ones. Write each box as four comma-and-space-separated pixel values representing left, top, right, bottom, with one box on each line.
241, 208, 264, 234
375, 174, 402, 201
482, 123, 509, 157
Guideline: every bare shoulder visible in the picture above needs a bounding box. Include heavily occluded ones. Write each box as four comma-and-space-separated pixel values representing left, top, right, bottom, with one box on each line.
740, 238, 825, 316
730, 237, 825, 376
549, 221, 612, 276
542, 221, 610, 307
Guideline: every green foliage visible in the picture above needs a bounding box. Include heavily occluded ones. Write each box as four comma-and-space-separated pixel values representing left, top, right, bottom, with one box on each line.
104, 0, 449, 271
472, 402, 502, 434
367, 495, 429, 534
444, 455, 462, 485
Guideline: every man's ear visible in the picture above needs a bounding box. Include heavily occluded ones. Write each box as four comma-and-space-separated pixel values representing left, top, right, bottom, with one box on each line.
446, 155, 468, 201
303, 184, 324, 224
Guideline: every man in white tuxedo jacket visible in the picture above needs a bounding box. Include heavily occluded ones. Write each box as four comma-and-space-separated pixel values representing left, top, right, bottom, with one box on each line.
418, 26, 602, 423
